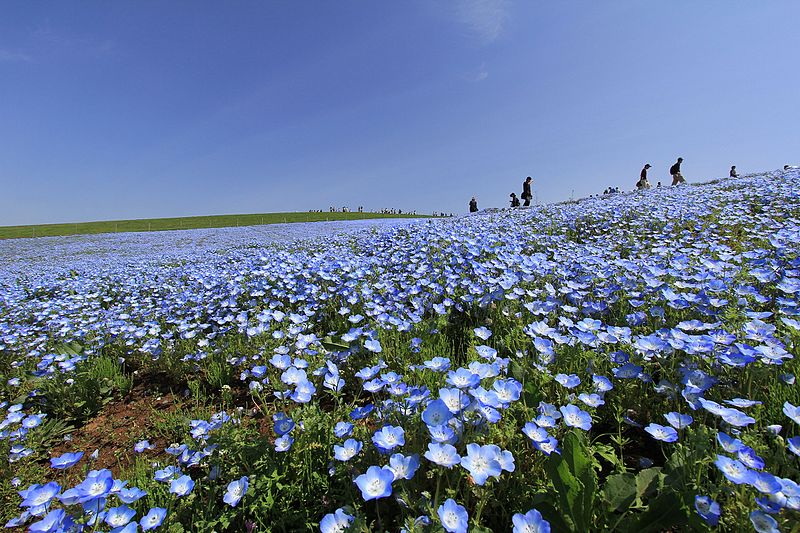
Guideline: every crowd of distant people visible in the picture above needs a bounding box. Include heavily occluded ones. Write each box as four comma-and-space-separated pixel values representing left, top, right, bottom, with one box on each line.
467, 159, 799, 212
310, 206, 453, 217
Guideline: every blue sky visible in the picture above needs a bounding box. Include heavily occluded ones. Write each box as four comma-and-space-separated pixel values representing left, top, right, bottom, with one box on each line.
1, 1, 799, 225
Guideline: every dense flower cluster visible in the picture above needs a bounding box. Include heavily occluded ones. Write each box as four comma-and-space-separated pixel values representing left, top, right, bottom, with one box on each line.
1, 169, 799, 531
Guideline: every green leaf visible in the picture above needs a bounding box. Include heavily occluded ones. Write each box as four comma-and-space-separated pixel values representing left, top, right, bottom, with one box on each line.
320, 335, 350, 352
627, 490, 687, 533
602, 473, 636, 513
544, 431, 596, 531
634, 467, 663, 502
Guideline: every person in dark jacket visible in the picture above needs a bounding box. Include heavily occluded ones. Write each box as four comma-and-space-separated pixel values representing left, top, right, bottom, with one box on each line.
469, 197, 478, 213
637, 164, 652, 189
670, 157, 685, 185
730, 166, 738, 178
521, 177, 533, 206
510, 193, 520, 207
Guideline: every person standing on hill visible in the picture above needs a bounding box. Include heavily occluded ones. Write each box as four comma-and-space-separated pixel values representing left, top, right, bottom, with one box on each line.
637, 164, 652, 189
730, 166, 738, 178
510, 193, 520, 207
521, 177, 533, 206
469, 197, 478, 213
670, 157, 686, 185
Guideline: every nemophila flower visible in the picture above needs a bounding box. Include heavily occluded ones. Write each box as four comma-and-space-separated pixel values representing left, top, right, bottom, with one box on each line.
422, 399, 453, 427
438, 498, 468, 533
28, 508, 66, 533
737, 446, 765, 469
446, 368, 480, 389
554, 373, 580, 388
475, 345, 497, 359
372, 425, 405, 453
320, 508, 354, 533
439, 388, 470, 414
118, 487, 147, 504
154, 466, 181, 482
714, 455, 756, 485
664, 412, 693, 429
110, 522, 138, 533
134, 440, 154, 453
350, 404, 373, 420
592, 374, 613, 392
140, 507, 167, 531
21, 414, 45, 429
21, 482, 60, 513
784, 402, 800, 424
275, 435, 294, 452
717, 432, 744, 453
424, 442, 460, 468
423, 357, 451, 372
578, 393, 605, 408
223, 476, 248, 507
694, 495, 720, 526
50, 451, 83, 469
105, 505, 136, 528
560, 404, 592, 431
334, 439, 363, 461
474, 326, 492, 340
76, 468, 114, 502
788, 436, 800, 456
751, 471, 782, 494
523, 422, 549, 443
169, 475, 195, 497
493, 379, 522, 404
389, 453, 420, 480
334, 421, 353, 438
750, 510, 780, 533
428, 424, 457, 444
273, 414, 295, 436
364, 339, 382, 353
512, 508, 551, 533
645, 423, 679, 443
354, 465, 394, 501
460, 443, 502, 485
719, 407, 756, 427
766, 424, 782, 436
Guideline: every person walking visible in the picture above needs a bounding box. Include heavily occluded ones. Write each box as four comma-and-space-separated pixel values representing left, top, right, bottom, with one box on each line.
509, 193, 520, 207
670, 157, 686, 185
469, 197, 478, 213
521, 177, 533, 206
637, 164, 652, 189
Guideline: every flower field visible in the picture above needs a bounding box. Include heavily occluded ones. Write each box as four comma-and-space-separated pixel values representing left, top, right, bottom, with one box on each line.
1, 170, 799, 532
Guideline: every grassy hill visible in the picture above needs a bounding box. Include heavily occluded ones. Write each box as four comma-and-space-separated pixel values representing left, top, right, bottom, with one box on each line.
0, 211, 432, 240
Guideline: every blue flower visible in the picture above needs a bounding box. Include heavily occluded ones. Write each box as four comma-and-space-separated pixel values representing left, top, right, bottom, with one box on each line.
20, 482, 61, 511
273, 413, 295, 436
438, 498, 468, 533
422, 399, 453, 427
117, 487, 147, 504
134, 440, 154, 453
50, 451, 83, 469
788, 436, 800, 457
389, 453, 420, 480
783, 402, 800, 424
424, 442, 461, 468
320, 508, 354, 533
334, 421, 353, 438
140, 508, 167, 531
663, 412, 693, 429
555, 373, 581, 388
105, 505, 136, 528
275, 434, 294, 452
714, 455, 756, 485
75, 468, 114, 502
372, 425, 405, 453
750, 510, 780, 533
460, 443, 502, 485
223, 476, 248, 507
169, 475, 195, 496
333, 439, 363, 462
644, 423, 679, 443
560, 404, 592, 431
512, 508, 551, 533
694, 495, 720, 526
354, 465, 394, 501
446, 368, 480, 389
28, 509, 66, 533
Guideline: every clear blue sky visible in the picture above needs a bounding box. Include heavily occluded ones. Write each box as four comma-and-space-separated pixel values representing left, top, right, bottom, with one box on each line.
2, 1, 799, 225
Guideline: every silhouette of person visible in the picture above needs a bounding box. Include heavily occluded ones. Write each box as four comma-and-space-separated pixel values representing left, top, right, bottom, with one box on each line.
730, 166, 738, 178
469, 197, 478, 213
522, 177, 533, 206
670, 158, 686, 185
510, 193, 520, 207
